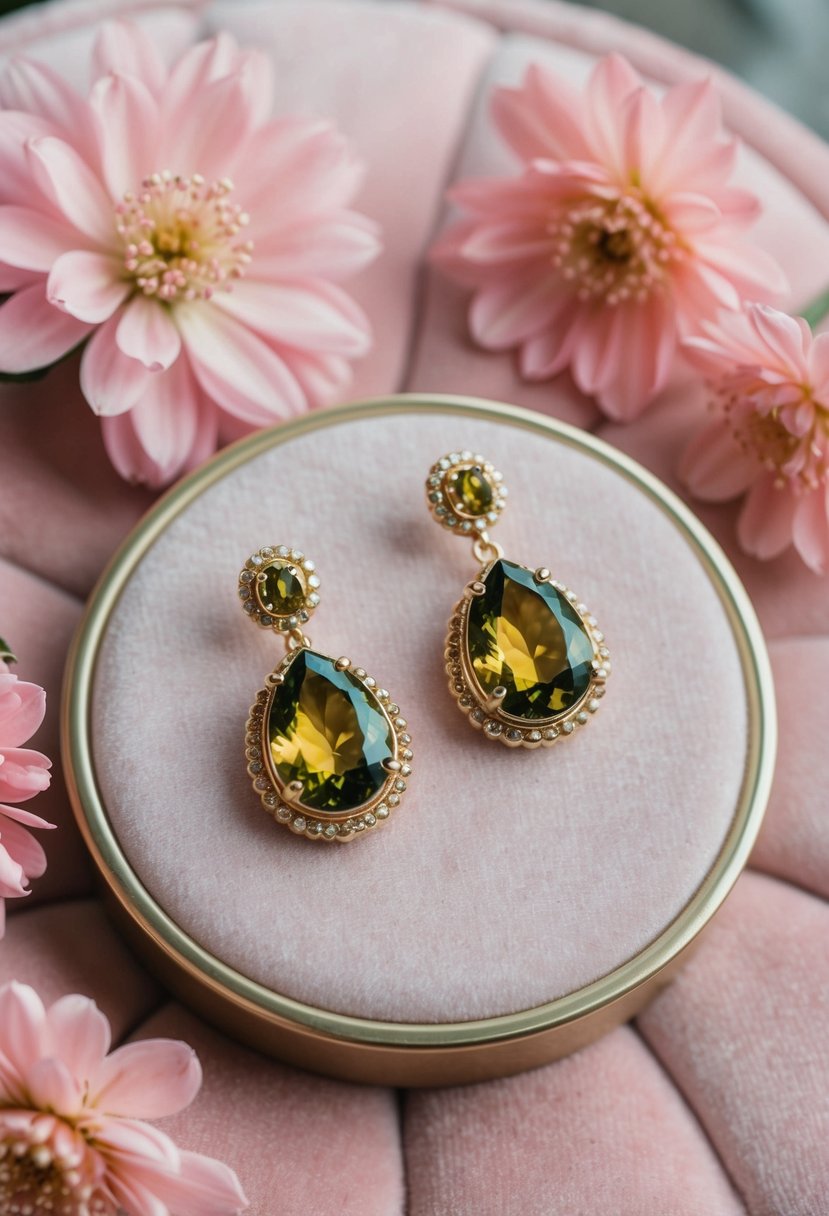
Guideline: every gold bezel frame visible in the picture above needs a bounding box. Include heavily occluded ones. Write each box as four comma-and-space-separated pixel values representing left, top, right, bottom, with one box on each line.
425, 449, 507, 534
447, 560, 610, 748
247, 646, 412, 842
238, 544, 320, 632
62, 394, 776, 1087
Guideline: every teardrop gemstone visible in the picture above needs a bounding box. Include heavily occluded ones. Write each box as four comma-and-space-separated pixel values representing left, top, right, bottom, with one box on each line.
466, 559, 594, 720
266, 649, 395, 813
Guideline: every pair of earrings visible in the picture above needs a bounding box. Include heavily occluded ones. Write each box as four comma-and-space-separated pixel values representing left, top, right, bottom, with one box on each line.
240, 450, 610, 843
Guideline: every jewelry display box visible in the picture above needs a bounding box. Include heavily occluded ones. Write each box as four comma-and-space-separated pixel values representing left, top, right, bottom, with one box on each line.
62, 395, 775, 1087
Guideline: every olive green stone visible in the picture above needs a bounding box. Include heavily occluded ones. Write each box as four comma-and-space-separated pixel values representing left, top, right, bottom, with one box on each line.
266, 649, 394, 813
256, 561, 305, 616
448, 465, 493, 516
467, 559, 594, 720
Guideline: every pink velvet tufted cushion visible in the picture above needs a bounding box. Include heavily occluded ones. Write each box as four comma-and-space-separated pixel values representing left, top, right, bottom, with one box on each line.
1, 0, 827, 1212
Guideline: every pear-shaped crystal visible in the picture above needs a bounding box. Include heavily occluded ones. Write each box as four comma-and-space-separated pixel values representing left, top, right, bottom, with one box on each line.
266, 649, 394, 812
467, 560, 594, 720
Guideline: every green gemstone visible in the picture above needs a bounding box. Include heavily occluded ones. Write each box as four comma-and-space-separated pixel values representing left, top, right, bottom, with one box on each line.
256, 561, 305, 615
266, 649, 394, 813
448, 466, 493, 516
466, 559, 594, 720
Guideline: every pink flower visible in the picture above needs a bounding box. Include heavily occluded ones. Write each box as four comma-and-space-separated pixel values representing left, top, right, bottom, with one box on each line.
680, 302, 829, 572
0, 21, 380, 486
0, 660, 54, 934
432, 54, 787, 420
0, 981, 247, 1215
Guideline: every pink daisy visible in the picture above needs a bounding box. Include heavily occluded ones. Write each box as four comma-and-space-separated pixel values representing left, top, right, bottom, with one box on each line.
681, 302, 829, 572
0, 981, 247, 1215
0, 21, 381, 486
433, 54, 787, 420
0, 658, 53, 934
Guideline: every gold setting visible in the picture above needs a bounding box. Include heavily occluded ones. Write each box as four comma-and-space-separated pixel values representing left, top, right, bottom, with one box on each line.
238, 544, 320, 632
241, 544, 411, 842
427, 451, 610, 747
246, 649, 413, 842
425, 450, 507, 534
446, 561, 611, 747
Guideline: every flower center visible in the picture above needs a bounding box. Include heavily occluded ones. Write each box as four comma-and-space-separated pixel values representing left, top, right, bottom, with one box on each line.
719, 377, 829, 490
115, 172, 253, 303
549, 189, 680, 306
0, 1118, 113, 1216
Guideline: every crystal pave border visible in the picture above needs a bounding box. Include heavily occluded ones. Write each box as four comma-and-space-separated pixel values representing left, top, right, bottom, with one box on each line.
245, 648, 413, 842
445, 561, 612, 749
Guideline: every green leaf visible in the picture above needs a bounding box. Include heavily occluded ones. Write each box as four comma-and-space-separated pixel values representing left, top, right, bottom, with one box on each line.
0, 635, 17, 664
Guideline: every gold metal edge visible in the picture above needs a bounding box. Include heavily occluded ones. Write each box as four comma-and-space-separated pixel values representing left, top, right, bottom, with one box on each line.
61, 393, 776, 1056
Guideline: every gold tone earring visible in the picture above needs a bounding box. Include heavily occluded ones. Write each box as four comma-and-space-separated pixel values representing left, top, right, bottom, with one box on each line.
426, 452, 611, 748
239, 545, 412, 841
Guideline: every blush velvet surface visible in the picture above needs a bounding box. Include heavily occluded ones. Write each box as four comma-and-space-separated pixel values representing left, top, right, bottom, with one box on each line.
0, 0, 827, 1213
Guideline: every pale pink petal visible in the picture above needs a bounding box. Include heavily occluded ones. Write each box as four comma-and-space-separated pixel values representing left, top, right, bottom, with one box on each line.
130, 1149, 248, 1216
0, 818, 47, 881
460, 220, 555, 265
747, 303, 810, 379
0, 982, 46, 1081
592, 296, 676, 420
215, 280, 370, 356
91, 20, 167, 96
163, 31, 240, 120
0, 205, 81, 270
680, 418, 759, 501
0, 111, 57, 206
239, 119, 363, 231
105, 1172, 172, 1216
470, 273, 567, 349
252, 212, 380, 280
621, 85, 665, 183
0, 57, 93, 155
47, 251, 129, 323
0, 747, 51, 802
95, 1117, 180, 1167
570, 303, 628, 394
0, 676, 45, 747
707, 186, 761, 226
177, 305, 306, 424
161, 73, 255, 182
584, 53, 642, 173
447, 175, 557, 222
46, 995, 111, 1084
792, 485, 829, 574
0, 283, 91, 373
90, 73, 159, 200
26, 137, 114, 245
519, 306, 587, 380
0, 802, 55, 831
0, 263, 40, 291
80, 311, 152, 417
649, 77, 726, 194
661, 192, 722, 234
236, 48, 273, 126
27, 1057, 83, 1116
695, 240, 788, 304
101, 355, 214, 487
492, 64, 589, 162
278, 348, 352, 407
116, 297, 181, 371
92, 1040, 201, 1119
737, 475, 799, 559
809, 332, 829, 399
0, 843, 25, 898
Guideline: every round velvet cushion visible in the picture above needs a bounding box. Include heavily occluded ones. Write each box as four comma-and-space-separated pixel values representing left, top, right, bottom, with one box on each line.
88, 403, 753, 1025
